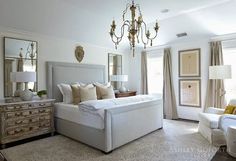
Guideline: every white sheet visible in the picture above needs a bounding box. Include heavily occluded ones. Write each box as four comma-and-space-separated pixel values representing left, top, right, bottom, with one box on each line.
79, 95, 157, 110
79, 95, 159, 119
54, 103, 104, 129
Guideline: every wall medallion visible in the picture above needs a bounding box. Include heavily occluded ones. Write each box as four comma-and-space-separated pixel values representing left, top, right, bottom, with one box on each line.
75, 46, 84, 63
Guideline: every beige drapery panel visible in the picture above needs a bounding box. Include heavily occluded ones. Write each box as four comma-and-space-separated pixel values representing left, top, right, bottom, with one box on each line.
163, 48, 178, 119
205, 41, 225, 110
141, 51, 148, 94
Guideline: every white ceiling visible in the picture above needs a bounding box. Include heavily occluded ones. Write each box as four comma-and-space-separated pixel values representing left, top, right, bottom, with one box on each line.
0, 0, 236, 51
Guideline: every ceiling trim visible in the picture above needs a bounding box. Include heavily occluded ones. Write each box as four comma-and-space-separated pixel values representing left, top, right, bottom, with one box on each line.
159, 0, 233, 21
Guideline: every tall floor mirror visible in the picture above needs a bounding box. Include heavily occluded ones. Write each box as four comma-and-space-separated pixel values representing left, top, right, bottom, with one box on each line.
4, 37, 38, 97
108, 53, 122, 90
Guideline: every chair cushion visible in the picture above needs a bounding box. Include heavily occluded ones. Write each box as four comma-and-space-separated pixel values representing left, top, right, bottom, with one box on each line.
199, 113, 221, 129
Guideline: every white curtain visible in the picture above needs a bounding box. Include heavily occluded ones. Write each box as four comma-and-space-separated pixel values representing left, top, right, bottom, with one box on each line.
163, 48, 178, 119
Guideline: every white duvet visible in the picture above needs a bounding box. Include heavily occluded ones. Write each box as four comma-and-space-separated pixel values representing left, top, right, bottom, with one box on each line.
79, 95, 157, 118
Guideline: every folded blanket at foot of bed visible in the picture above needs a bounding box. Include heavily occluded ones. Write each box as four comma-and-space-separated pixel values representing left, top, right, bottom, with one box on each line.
79, 95, 159, 118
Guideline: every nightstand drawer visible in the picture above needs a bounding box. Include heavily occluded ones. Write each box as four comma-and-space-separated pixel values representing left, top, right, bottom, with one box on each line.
33, 102, 53, 108
4, 104, 31, 111
5, 108, 51, 119
39, 108, 51, 114
5, 110, 33, 119
39, 120, 51, 128
39, 115, 51, 120
6, 117, 40, 127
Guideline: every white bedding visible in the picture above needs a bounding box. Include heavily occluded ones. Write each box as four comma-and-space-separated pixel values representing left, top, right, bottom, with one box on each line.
79, 95, 158, 118
54, 103, 104, 129
55, 95, 159, 130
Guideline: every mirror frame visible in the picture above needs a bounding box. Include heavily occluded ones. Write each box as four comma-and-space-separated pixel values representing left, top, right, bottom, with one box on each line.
3, 37, 38, 97
108, 53, 122, 89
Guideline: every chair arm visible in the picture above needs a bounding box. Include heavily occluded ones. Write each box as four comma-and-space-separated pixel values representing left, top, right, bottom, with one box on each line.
205, 107, 225, 115
219, 114, 236, 132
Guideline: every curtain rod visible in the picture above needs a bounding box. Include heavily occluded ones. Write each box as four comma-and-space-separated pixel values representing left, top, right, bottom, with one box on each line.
208, 38, 236, 44
210, 33, 236, 42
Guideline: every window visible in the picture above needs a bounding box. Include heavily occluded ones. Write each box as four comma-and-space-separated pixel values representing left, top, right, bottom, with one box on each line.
147, 51, 163, 95
223, 41, 236, 103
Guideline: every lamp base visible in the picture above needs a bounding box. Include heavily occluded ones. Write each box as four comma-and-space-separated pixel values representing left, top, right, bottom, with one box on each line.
14, 89, 23, 97
119, 86, 127, 93
20, 89, 33, 101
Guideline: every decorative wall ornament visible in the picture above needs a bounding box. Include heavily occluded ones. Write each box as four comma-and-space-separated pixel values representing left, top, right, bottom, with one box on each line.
75, 46, 84, 63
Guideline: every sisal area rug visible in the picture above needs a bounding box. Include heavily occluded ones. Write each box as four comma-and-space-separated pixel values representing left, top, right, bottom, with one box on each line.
1, 120, 218, 161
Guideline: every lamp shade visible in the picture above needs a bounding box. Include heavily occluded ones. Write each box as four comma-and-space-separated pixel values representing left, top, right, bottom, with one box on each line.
209, 65, 232, 79
110, 75, 128, 82
10, 72, 36, 82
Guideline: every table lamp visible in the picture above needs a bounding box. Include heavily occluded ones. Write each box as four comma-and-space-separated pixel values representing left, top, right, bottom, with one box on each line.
110, 75, 128, 93
11, 72, 36, 101
209, 65, 232, 101
209, 65, 232, 80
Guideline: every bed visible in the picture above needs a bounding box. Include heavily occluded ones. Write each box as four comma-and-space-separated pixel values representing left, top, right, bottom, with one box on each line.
47, 61, 163, 153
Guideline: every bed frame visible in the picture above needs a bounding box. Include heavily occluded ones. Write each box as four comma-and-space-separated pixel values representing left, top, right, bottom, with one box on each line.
47, 61, 163, 153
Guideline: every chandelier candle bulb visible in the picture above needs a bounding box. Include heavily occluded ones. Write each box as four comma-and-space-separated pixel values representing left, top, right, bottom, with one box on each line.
109, 0, 159, 56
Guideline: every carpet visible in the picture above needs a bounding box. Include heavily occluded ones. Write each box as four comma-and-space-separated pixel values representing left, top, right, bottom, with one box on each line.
1, 120, 218, 161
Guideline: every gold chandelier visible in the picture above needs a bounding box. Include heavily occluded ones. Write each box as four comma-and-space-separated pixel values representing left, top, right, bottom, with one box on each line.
109, 0, 159, 56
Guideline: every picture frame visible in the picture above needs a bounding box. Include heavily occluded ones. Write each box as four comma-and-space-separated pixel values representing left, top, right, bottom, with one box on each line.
179, 79, 201, 107
179, 48, 201, 77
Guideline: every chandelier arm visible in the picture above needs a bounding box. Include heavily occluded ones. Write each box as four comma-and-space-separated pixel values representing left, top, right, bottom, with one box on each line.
136, 4, 142, 16
113, 23, 130, 40
140, 22, 149, 46
124, 20, 131, 25
122, 3, 131, 21
135, 20, 141, 43
149, 31, 158, 40
142, 21, 159, 40
111, 36, 119, 44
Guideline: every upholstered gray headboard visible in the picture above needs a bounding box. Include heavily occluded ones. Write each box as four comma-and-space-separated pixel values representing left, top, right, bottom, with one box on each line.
47, 61, 105, 102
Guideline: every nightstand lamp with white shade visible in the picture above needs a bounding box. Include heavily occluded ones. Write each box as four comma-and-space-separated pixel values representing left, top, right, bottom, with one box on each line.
110, 75, 128, 93
209, 65, 232, 80
10, 72, 36, 101
209, 65, 232, 105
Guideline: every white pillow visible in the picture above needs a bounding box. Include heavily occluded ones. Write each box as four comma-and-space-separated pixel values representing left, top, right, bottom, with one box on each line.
79, 86, 97, 102
57, 83, 73, 104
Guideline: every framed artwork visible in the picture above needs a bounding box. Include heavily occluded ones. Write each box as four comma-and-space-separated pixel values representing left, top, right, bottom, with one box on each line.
179, 48, 201, 77
179, 79, 201, 107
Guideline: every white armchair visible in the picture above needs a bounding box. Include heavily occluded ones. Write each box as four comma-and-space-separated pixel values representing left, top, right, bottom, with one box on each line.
219, 114, 236, 132
198, 99, 236, 146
